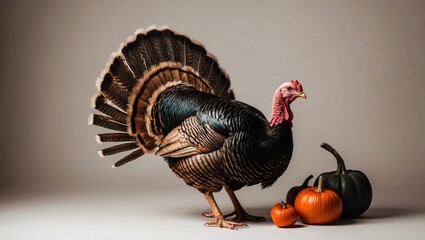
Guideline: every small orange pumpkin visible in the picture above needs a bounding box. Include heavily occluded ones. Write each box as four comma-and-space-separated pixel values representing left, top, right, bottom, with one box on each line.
294, 176, 342, 224
270, 202, 298, 227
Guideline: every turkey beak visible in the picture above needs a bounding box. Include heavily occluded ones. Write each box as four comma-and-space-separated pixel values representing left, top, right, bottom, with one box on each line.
296, 91, 307, 100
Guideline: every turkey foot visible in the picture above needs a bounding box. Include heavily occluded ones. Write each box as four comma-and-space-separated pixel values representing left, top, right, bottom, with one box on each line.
203, 186, 266, 223
202, 210, 265, 222
202, 211, 238, 219
203, 192, 248, 230
202, 212, 215, 218
204, 217, 247, 230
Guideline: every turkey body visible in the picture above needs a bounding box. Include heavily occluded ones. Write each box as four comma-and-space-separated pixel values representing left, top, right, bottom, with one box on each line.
90, 26, 304, 229
154, 85, 293, 193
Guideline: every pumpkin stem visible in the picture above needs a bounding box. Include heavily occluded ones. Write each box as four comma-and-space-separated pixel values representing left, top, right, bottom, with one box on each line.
301, 175, 314, 188
316, 176, 325, 193
321, 142, 347, 175
281, 201, 288, 209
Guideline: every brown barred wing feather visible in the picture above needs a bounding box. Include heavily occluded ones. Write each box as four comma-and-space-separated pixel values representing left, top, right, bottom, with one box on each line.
156, 116, 225, 158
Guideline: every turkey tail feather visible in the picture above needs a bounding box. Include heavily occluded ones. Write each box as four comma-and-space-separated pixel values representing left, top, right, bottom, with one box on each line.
89, 114, 127, 132
96, 73, 128, 110
91, 26, 234, 166
113, 149, 145, 167
109, 56, 137, 91
98, 142, 139, 157
96, 133, 135, 143
91, 94, 127, 124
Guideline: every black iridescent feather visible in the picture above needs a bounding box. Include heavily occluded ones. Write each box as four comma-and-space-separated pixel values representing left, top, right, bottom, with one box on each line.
152, 84, 293, 192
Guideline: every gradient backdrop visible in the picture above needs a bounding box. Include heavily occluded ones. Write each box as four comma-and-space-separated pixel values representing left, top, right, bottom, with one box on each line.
1, 0, 424, 239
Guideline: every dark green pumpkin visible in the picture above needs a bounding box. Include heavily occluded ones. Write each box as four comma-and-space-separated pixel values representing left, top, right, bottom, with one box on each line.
314, 143, 372, 218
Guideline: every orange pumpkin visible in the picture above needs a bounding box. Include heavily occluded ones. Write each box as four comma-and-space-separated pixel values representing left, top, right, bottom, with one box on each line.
294, 176, 342, 224
270, 202, 298, 227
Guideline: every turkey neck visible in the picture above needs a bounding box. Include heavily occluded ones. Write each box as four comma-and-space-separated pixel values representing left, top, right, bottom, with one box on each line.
265, 88, 294, 157
270, 88, 293, 128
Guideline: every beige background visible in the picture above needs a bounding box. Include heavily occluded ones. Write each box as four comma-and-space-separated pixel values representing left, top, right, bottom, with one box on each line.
1, 0, 425, 239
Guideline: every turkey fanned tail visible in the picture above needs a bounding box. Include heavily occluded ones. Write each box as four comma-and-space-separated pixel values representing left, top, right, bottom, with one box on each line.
90, 26, 233, 167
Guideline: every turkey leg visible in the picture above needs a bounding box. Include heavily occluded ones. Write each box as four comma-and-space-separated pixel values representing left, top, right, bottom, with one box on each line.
203, 192, 247, 230
223, 185, 266, 222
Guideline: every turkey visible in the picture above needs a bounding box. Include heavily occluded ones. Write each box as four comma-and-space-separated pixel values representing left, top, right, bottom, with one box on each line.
89, 26, 306, 229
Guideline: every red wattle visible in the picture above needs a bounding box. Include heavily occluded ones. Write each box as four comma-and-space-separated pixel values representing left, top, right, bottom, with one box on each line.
270, 90, 294, 127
